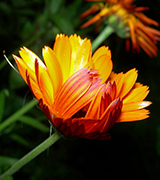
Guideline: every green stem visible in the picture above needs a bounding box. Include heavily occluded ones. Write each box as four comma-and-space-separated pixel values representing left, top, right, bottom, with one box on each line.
92, 25, 115, 52
0, 99, 38, 133
0, 132, 61, 180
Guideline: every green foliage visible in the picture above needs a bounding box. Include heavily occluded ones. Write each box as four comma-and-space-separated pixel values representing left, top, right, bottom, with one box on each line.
0, 156, 18, 177
0, 89, 9, 122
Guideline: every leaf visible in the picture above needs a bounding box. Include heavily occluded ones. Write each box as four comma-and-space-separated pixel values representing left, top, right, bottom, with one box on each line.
10, 133, 29, 147
0, 156, 18, 167
18, 116, 49, 133
51, 13, 74, 35
9, 70, 26, 89
49, 0, 64, 15
3, 176, 13, 180
0, 89, 9, 122
67, 0, 83, 17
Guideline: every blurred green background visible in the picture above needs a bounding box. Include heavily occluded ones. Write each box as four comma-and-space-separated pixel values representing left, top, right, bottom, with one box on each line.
0, 0, 160, 179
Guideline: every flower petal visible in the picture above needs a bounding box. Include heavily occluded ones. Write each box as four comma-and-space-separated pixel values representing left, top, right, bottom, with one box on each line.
118, 68, 138, 98
122, 101, 152, 112
80, 3, 103, 19
91, 47, 113, 82
19, 47, 44, 71
13, 55, 43, 101
54, 68, 102, 119
123, 84, 149, 103
81, 7, 110, 28
117, 109, 150, 122
85, 84, 110, 119
43, 46, 63, 96
87, 98, 122, 134
110, 72, 124, 97
35, 59, 54, 105
69, 34, 92, 75
53, 34, 71, 82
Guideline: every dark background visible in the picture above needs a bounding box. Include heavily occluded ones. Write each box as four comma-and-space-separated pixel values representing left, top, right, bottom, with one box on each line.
0, 0, 160, 179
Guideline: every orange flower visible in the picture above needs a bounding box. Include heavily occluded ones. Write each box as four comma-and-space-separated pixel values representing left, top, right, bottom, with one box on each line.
80, 0, 160, 57
13, 34, 151, 140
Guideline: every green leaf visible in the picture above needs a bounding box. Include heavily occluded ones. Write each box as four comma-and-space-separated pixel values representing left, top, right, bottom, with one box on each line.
51, 13, 74, 35
9, 70, 26, 89
49, 0, 64, 15
0, 156, 17, 179
0, 89, 9, 122
18, 116, 49, 133
0, 156, 18, 167
0, 99, 38, 133
67, 0, 83, 17
4, 176, 13, 180
10, 133, 29, 147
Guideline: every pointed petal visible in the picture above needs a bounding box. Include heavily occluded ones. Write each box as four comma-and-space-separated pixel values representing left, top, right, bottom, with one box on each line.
85, 84, 108, 119
80, 3, 103, 19
99, 98, 122, 132
117, 109, 150, 122
35, 59, 54, 105
43, 46, 63, 96
81, 8, 110, 28
118, 68, 138, 98
91, 46, 112, 82
128, 16, 137, 50
134, 12, 159, 26
19, 47, 44, 71
123, 85, 149, 103
53, 34, 71, 82
12, 55, 31, 84
122, 101, 152, 112
13, 55, 42, 100
26, 70, 43, 101
69, 34, 92, 75
88, 98, 122, 133
110, 72, 124, 97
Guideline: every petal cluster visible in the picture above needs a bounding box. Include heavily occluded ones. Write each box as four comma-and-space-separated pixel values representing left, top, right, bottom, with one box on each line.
80, 0, 160, 57
13, 34, 151, 140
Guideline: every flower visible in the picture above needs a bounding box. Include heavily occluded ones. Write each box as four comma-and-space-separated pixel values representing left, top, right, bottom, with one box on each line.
13, 34, 151, 140
80, 0, 160, 57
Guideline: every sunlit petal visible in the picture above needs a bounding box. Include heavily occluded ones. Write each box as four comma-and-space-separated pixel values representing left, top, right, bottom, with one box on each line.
53, 34, 71, 82
117, 109, 150, 122
43, 46, 63, 96
69, 34, 92, 75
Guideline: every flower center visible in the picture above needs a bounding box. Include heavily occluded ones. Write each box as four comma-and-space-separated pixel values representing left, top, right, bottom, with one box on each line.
103, 4, 130, 38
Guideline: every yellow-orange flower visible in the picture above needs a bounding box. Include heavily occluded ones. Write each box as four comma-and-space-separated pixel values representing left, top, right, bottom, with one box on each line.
80, 0, 160, 57
13, 34, 151, 140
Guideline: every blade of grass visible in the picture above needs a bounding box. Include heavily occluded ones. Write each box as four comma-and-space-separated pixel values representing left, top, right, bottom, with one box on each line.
0, 89, 9, 123
0, 99, 38, 133
18, 116, 49, 133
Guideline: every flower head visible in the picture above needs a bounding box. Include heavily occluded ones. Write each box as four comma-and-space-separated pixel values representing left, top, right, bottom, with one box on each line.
13, 34, 151, 140
80, 0, 160, 57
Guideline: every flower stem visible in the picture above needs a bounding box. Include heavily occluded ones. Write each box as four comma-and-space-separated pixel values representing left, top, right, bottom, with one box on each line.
0, 99, 38, 133
92, 25, 115, 52
0, 132, 61, 180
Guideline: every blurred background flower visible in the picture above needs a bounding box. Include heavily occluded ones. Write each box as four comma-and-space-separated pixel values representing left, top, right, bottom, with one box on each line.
80, 0, 160, 57
0, 0, 160, 180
